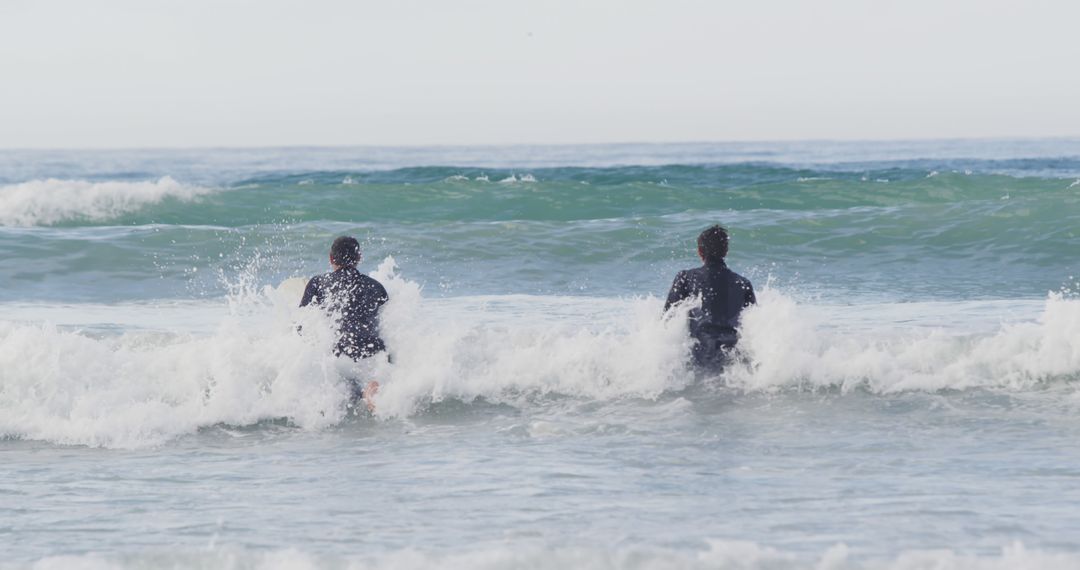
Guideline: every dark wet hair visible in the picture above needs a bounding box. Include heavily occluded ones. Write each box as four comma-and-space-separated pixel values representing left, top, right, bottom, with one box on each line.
697, 225, 729, 263
330, 236, 361, 266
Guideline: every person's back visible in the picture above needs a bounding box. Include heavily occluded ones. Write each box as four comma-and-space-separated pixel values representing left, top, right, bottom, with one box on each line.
664, 225, 755, 368
300, 236, 389, 360
301, 265, 388, 359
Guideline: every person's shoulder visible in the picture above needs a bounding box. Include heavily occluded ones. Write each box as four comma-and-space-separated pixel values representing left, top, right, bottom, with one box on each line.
709, 261, 751, 286
682, 265, 709, 280
355, 271, 383, 286
729, 269, 754, 289
357, 273, 388, 293
680, 265, 704, 276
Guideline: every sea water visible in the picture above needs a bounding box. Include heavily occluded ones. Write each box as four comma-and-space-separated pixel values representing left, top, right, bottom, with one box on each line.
2, 140, 1080, 568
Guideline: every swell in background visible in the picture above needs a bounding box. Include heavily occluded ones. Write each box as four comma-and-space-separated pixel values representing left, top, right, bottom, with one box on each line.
1, 157, 1078, 303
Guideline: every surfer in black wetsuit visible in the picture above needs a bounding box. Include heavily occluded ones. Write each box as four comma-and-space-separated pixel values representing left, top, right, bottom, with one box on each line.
300, 236, 388, 410
663, 225, 756, 370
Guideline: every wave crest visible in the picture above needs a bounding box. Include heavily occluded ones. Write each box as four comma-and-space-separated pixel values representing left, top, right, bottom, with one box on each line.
0, 177, 211, 226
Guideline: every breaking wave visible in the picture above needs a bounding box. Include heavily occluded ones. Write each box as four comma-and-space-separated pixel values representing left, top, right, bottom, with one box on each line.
1, 258, 1078, 448
0, 177, 212, 227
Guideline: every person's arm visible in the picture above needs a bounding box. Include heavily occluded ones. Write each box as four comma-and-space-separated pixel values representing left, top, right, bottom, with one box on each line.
743, 280, 757, 307
663, 271, 689, 313
375, 282, 389, 307
299, 277, 320, 308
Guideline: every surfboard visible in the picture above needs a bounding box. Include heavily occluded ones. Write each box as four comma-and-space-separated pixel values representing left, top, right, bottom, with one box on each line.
278, 277, 309, 304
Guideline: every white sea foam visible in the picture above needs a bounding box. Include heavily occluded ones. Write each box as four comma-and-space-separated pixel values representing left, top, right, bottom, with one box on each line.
11, 541, 1080, 570
729, 288, 1080, 393
497, 173, 537, 184
365, 258, 694, 418
365, 258, 1080, 414
0, 298, 350, 448
364, 269, 1080, 417
1, 258, 1078, 447
0, 177, 211, 226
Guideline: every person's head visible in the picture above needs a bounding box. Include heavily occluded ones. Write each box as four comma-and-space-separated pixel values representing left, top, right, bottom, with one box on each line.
330, 236, 361, 268
697, 225, 729, 264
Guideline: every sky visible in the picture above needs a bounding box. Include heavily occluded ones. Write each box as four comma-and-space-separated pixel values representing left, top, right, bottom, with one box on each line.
1, 0, 1078, 149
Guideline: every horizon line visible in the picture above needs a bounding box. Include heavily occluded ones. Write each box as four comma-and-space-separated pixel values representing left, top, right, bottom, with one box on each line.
3, 135, 1080, 154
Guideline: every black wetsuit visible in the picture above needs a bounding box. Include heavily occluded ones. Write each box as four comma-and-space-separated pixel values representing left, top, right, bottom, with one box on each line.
300, 267, 389, 360
664, 261, 756, 368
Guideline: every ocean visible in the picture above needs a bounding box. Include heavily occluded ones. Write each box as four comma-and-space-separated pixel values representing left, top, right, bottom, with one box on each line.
2, 140, 1079, 569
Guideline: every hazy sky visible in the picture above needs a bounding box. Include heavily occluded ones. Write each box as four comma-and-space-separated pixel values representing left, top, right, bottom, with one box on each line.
2, 0, 1078, 148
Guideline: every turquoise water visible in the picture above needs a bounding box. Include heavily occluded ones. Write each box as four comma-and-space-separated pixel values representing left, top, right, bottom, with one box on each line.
2, 140, 1080, 568
2, 151, 1077, 303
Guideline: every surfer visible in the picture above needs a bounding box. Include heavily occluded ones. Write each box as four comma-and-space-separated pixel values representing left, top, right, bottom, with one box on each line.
663, 225, 756, 370
300, 236, 389, 412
